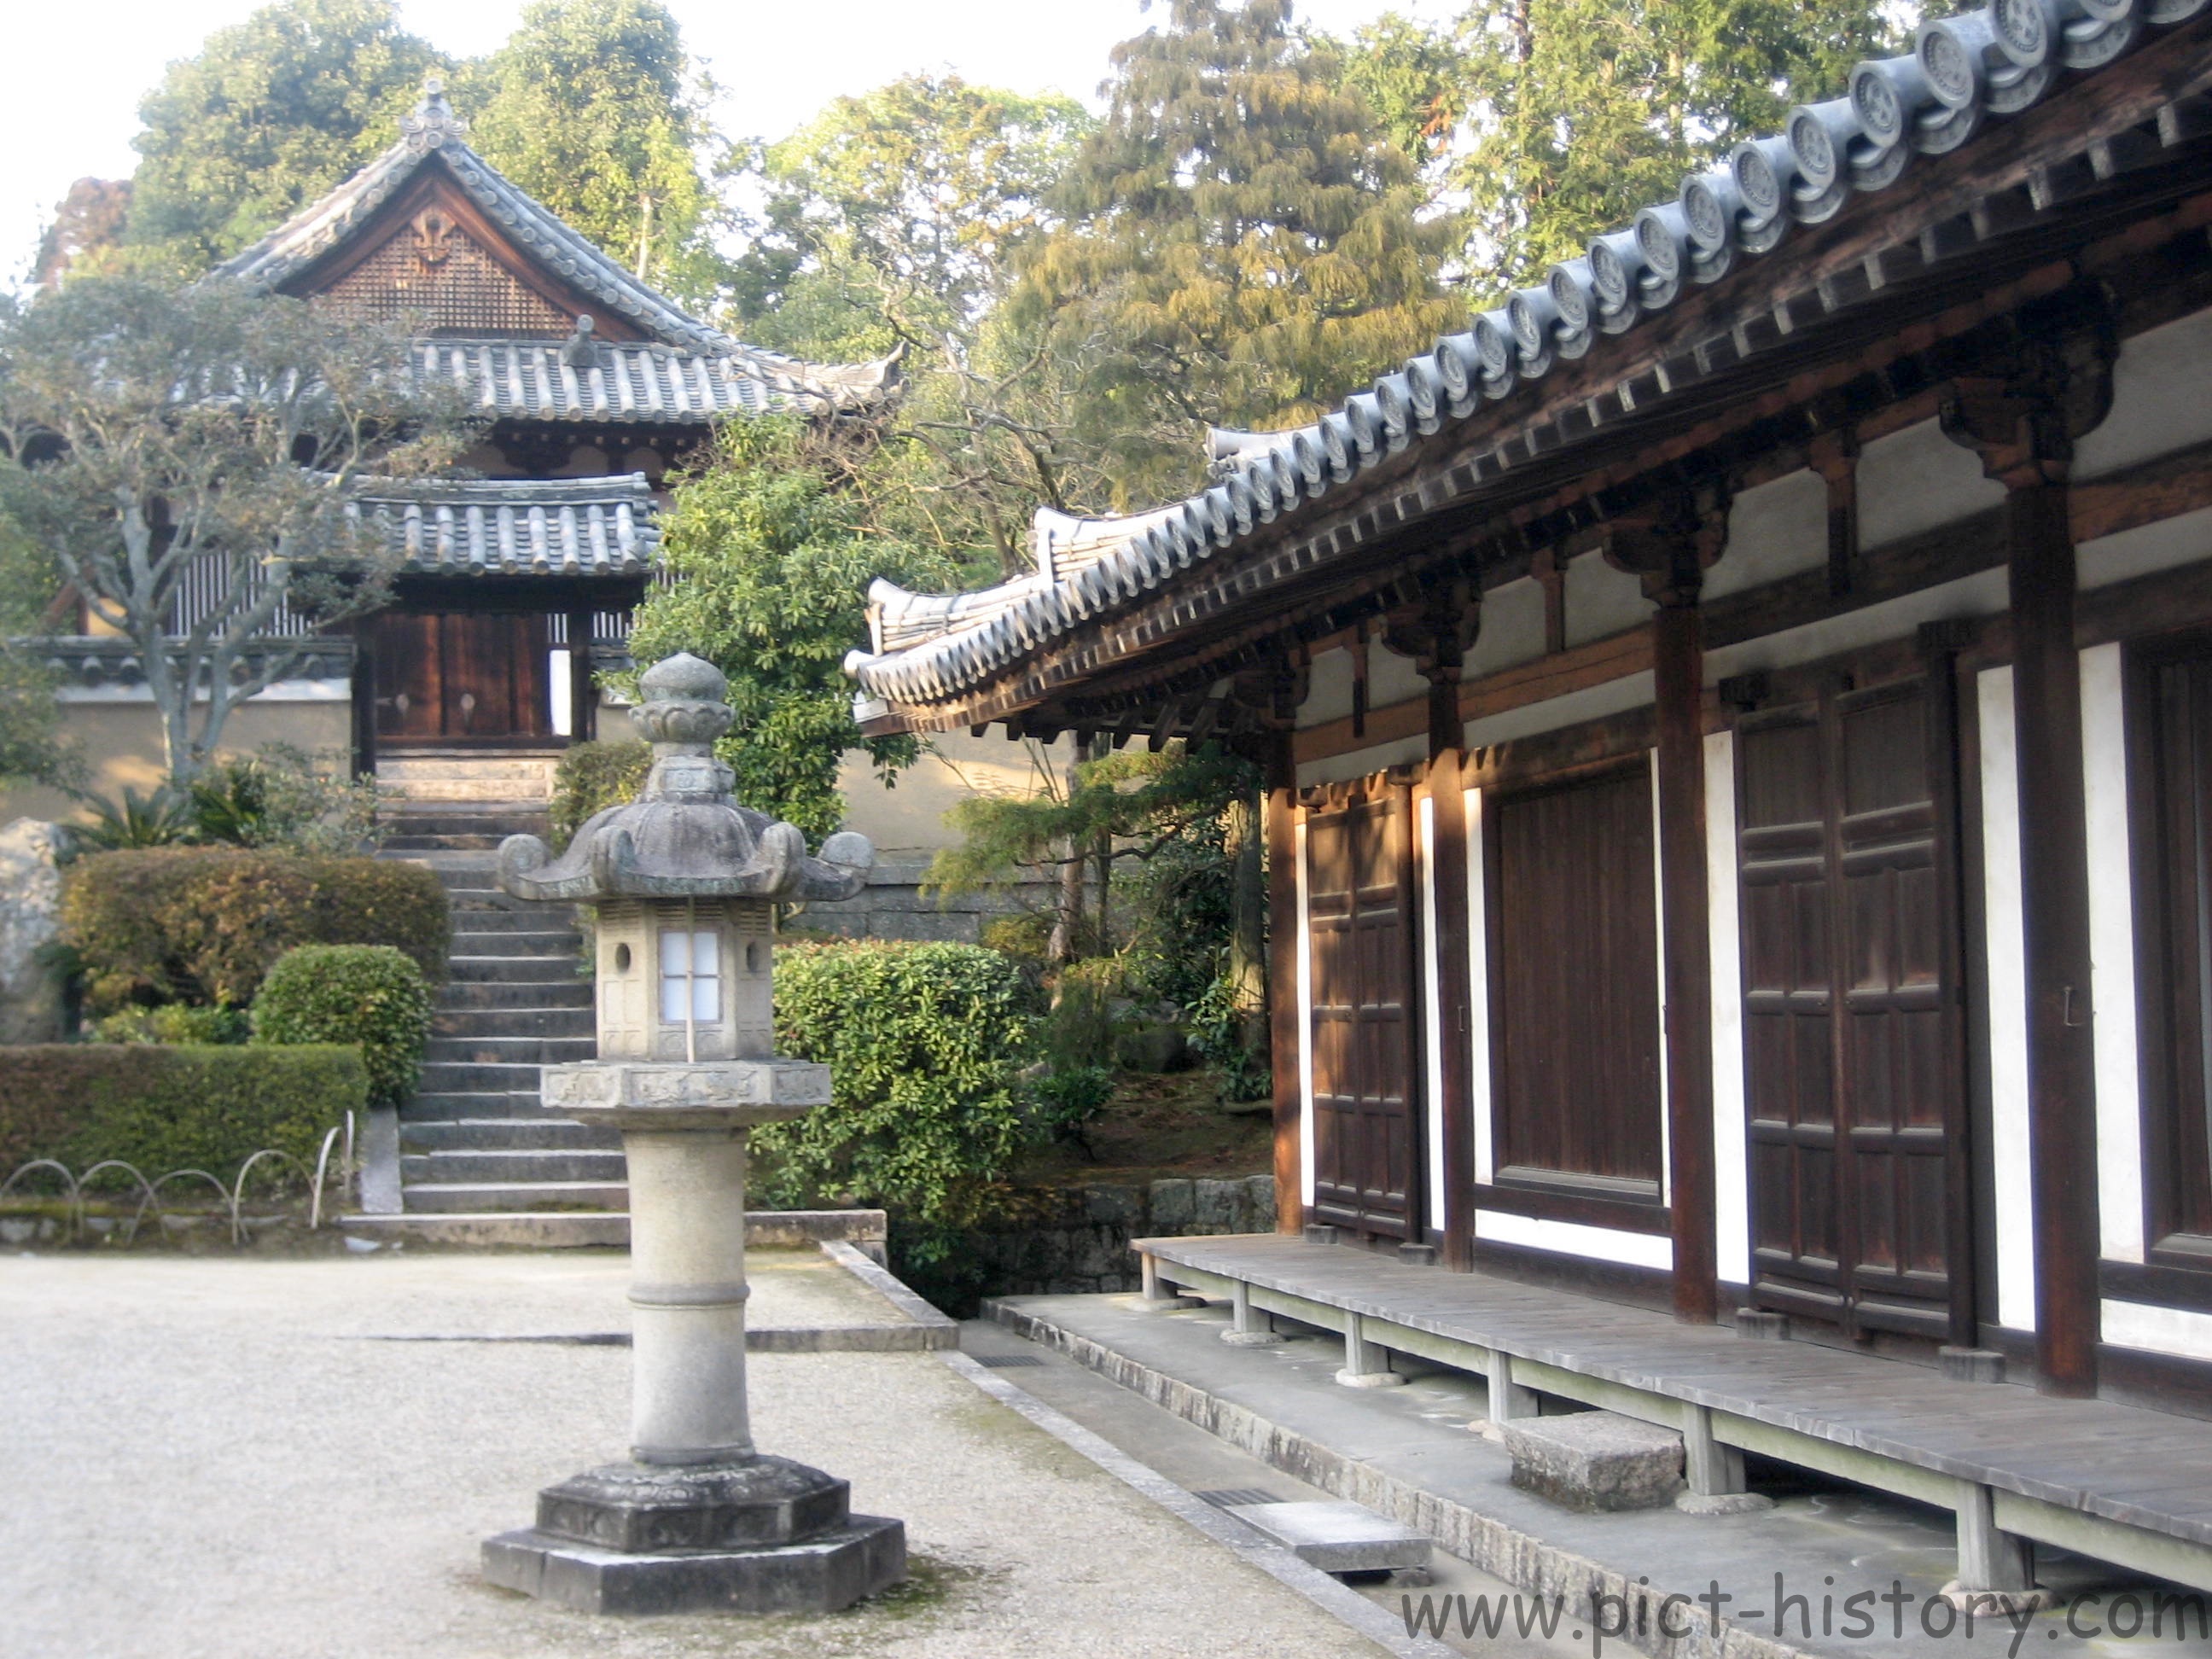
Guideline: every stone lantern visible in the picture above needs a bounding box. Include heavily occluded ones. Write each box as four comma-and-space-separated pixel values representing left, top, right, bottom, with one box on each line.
479, 652, 903, 1615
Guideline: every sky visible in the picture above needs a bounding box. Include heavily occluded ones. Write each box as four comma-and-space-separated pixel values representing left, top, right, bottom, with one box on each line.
0, 0, 1457, 285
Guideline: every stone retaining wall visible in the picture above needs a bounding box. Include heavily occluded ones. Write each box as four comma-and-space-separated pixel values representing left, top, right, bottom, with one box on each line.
956, 1174, 1276, 1297
800, 859, 1059, 945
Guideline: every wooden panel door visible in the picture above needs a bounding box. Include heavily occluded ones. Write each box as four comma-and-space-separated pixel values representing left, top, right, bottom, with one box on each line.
1306, 785, 1419, 1239
1737, 673, 1970, 1342
372, 611, 550, 743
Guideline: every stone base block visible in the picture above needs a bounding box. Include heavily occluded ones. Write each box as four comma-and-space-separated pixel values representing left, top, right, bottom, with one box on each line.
1224, 1500, 1431, 1574
536, 1456, 847, 1552
1502, 1412, 1685, 1512
1221, 1329, 1285, 1348
1335, 1368, 1407, 1389
483, 1514, 905, 1615
1939, 1346, 2007, 1384
1674, 1490, 1777, 1516
1939, 1580, 2057, 1615
1734, 1308, 1790, 1342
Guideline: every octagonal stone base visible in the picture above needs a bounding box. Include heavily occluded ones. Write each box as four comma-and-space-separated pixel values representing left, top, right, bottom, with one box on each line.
542, 1060, 831, 1126
538, 1456, 849, 1553
483, 1514, 905, 1615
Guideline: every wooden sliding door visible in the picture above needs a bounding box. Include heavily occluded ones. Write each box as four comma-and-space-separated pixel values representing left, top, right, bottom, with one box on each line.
1737, 672, 1972, 1343
1305, 782, 1420, 1239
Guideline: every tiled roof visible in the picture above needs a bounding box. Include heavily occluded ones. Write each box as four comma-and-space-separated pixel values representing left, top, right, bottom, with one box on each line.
847, 0, 2212, 714
410, 336, 892, 424
217, 80, 894, 406
351, 474, 660, 578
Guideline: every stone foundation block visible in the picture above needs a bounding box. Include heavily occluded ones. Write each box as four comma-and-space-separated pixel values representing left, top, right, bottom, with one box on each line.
1502, 1412, 1685, 1512
483, 1514, 904, 1615
535, 1456, 847, 1553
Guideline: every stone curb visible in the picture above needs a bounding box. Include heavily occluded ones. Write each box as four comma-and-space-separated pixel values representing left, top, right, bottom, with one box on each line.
937, 1348, 1457, 1659
984, 1299, 1816, 1659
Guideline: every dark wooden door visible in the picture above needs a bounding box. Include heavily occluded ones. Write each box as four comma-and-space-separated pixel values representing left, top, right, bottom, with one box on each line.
1306, 785, 1420, 1239
372, 611, 550, 744
1737, 673, 1970, 1342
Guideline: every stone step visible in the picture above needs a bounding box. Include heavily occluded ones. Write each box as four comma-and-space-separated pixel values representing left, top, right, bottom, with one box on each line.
401, 1117, 620, 1151
449, 929, 581, 953
437, 979, 593, 1011
432, 1006, 595, 1040
405, 1091, 544, 1121
444, 909, 582, 935
417, 1062, 542, 1095
401, 1179, 629, 1214
384, 831, 528, 852
379, 777, 556, 804
341, 1212, 630, 1249
403, 1149, 627, 1185
378, 755, 562, 777
423, 1035, 597, 1065
448, 954, 584, 985
382, 806, 550, 829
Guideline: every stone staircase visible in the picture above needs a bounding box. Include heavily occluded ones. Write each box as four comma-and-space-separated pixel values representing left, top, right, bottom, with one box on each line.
344, 756, 631, 1246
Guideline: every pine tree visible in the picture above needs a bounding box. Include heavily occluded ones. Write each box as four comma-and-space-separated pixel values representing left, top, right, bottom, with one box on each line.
1451, 0, 1899, 292
1015, 0, 1459, 506
460, 0, 722, 301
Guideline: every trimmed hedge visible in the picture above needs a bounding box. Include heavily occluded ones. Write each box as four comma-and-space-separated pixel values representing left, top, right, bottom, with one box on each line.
61, 849, 448, 1013
254, 945, 433, 1107
550, 738, 649, 852
0, 1044, 367, 1176
754, 940, 1033, 1228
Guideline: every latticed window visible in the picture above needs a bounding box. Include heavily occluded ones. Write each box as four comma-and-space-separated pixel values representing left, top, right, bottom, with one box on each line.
320, 213, 569, 337
659, 929, 720, 1025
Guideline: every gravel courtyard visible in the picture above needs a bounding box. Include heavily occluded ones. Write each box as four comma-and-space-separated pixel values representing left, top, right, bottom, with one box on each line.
0, 1249, 1382, 1659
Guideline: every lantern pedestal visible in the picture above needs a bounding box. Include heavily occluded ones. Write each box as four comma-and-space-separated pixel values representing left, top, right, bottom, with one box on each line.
480, 1059, 905, 1615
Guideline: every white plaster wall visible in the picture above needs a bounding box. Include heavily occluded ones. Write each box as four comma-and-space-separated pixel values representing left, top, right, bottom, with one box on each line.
835, 729, 1072, 858
2103, 1299, 2212, 1363
1978, 665, 2040, 1332
2075, 306, 2212, 480
1368, 641, 1429, 709
1703, 568, 2011, 686
1296, 814, 1316, 1209
1418, 794, 1447, 1227
1564, 548, 1651, 647
1463, 671, 1656, 751
1706, 468, 1828, 602
2082, 643, 2148, 1266
1298, 647, 1356, 729
1706, 728, 1752, 1287
1465, 788, 1496, 1186
2078, 504, 2212, 591
1295, 734, 1429, 789
1464, 576, 1548, 679
1856, 417, 2007, 549
1474, 1209, 1676, 1271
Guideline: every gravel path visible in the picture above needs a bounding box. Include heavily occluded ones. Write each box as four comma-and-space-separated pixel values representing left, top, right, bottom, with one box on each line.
0, 1250, 1384, 1659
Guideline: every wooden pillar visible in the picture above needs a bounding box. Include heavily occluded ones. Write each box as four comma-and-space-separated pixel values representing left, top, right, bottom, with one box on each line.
1941, 312, 2114, 1397
349, 618, 379, 781
568, 606, 597, 744
1654, 593, 1718, 1325
1610, 487, 1728, 1325
1264, 726, 1305, 1237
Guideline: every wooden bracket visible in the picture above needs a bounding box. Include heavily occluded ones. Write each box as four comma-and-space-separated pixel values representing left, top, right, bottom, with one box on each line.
1602, 478, 1732, 608
1938, 289, 2118, 488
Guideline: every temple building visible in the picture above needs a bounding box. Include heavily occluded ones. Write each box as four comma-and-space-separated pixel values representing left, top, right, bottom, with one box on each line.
852, 0, 2212, 1601
6, 80, 1049, 904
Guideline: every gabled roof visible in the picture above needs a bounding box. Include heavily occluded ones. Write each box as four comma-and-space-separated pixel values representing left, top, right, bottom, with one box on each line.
218, 80, 894, 410
410, 335, 894, 424
846, 0, 2212, 722
351, 473, 659, 578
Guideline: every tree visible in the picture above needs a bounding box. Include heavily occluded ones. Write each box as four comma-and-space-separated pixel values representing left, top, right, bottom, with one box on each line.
461, 0, 722, 300
619, 416, 952, 843
1014, 0, 1460, 505
1447, 0, 1898, 290
0, 512, 77, 790
120, 0, 436, 272
32, 179, 134, 289
1324, 12, 1471, 172
731, 76, 1095, 579
0, 276, 466, 782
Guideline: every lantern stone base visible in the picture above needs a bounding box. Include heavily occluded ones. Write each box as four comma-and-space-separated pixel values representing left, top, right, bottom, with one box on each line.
483, 1514, 905, 1615
484, 1454, 905, 1614
542, 1058, 831, 1121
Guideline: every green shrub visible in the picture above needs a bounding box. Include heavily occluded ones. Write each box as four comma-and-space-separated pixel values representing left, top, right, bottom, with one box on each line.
1028, 1064, 1115, 1153
253, 945, 433, 1107
0, 1044, 366, 1175
757, 940, 1033, 1227
550, 739, 650, 852
184, 744, 384, 853
92, 1004, 251, 1045
61, 849, 448, 1013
